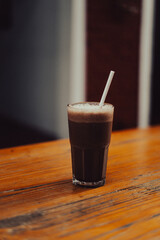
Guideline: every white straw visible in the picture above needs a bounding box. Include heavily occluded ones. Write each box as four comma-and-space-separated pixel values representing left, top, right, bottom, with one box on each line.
99, 70, 115, 107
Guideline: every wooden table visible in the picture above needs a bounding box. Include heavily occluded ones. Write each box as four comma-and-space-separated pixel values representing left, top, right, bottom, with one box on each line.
0, 126, 160, 239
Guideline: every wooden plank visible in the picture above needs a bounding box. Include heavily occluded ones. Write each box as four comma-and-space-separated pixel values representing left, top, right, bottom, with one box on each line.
0, 126, 160, 239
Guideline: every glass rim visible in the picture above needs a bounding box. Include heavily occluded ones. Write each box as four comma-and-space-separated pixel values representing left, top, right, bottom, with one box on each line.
67, 101, 114, 109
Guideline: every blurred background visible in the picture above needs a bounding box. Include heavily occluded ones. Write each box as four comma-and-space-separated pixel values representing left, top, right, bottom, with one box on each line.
0, 0, 159, 149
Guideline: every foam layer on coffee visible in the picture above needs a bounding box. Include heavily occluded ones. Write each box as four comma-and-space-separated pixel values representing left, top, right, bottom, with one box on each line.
68, 102, 114, 122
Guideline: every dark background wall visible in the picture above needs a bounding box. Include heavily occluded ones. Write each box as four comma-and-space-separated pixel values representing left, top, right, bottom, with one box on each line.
0, 0, 71, 148
150, 0, 160, 125
0, 0, 159, 149
86, 0, 142, 130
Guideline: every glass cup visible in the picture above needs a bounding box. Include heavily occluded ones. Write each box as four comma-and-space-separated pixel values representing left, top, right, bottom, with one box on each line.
67, 102, 114, 187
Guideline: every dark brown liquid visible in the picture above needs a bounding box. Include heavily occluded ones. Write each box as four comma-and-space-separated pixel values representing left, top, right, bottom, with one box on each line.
68, 120, 112, 182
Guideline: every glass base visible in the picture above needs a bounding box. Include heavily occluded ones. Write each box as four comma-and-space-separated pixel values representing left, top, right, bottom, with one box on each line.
72, 177, 105, 187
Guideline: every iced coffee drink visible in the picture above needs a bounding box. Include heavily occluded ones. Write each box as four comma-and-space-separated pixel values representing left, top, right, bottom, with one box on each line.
67, 102, 114, 187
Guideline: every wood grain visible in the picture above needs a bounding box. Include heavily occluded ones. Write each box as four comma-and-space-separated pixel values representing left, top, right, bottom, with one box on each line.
0, 126, 160, 239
